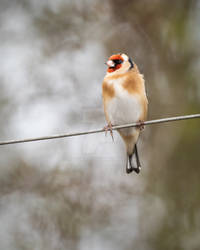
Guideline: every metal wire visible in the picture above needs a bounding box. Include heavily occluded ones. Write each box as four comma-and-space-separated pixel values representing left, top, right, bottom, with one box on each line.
0, 114, 199, 146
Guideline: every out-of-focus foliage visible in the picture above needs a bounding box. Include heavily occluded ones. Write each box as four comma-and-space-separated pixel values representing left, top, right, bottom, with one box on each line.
0, 0, 199, 249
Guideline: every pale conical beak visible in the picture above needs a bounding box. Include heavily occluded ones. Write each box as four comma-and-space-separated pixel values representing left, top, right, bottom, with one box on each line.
106, 60, 115, 67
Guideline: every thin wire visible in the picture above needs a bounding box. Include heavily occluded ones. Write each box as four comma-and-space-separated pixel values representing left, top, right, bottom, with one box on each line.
0, 114, 199, 146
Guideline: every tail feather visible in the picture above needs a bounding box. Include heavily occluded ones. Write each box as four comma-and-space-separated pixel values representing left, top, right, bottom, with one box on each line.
126, 154, 134, 174
126, 145, 141, 174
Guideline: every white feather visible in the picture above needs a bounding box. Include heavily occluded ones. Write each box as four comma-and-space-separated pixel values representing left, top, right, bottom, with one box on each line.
106, 77, 142, 136
121, 54, 129, 61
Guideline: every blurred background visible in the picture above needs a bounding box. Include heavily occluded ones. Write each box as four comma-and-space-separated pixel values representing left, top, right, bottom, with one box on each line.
0, 0, 200, 249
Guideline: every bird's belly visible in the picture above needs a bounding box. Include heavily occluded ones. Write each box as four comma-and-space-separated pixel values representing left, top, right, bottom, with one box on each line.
107, 93, 142, 135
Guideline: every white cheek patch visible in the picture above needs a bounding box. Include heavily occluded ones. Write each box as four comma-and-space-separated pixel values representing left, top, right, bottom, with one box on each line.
107, 60, 115, 67
121, 54, 129, 61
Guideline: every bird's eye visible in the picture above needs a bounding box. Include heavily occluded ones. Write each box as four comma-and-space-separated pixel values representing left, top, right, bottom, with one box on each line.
113, 59, 123, 64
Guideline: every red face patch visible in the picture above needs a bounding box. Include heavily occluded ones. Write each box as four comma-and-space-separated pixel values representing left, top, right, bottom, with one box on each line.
107, 54, 124, 73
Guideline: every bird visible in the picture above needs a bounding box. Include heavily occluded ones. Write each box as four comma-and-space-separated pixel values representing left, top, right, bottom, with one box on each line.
102, 53, 148, 174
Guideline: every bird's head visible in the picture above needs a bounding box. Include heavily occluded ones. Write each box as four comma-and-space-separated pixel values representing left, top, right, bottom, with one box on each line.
106, 53, 134, 74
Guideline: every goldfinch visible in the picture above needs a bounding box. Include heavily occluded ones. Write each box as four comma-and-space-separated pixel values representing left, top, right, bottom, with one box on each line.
102, 53, 148, 174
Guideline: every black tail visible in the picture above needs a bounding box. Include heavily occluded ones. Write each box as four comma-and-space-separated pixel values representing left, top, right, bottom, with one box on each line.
126, 145, 141, 174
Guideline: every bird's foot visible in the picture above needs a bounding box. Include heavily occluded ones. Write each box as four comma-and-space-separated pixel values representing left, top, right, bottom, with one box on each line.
103, 122, 114, 141
136, 120, 145, 131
